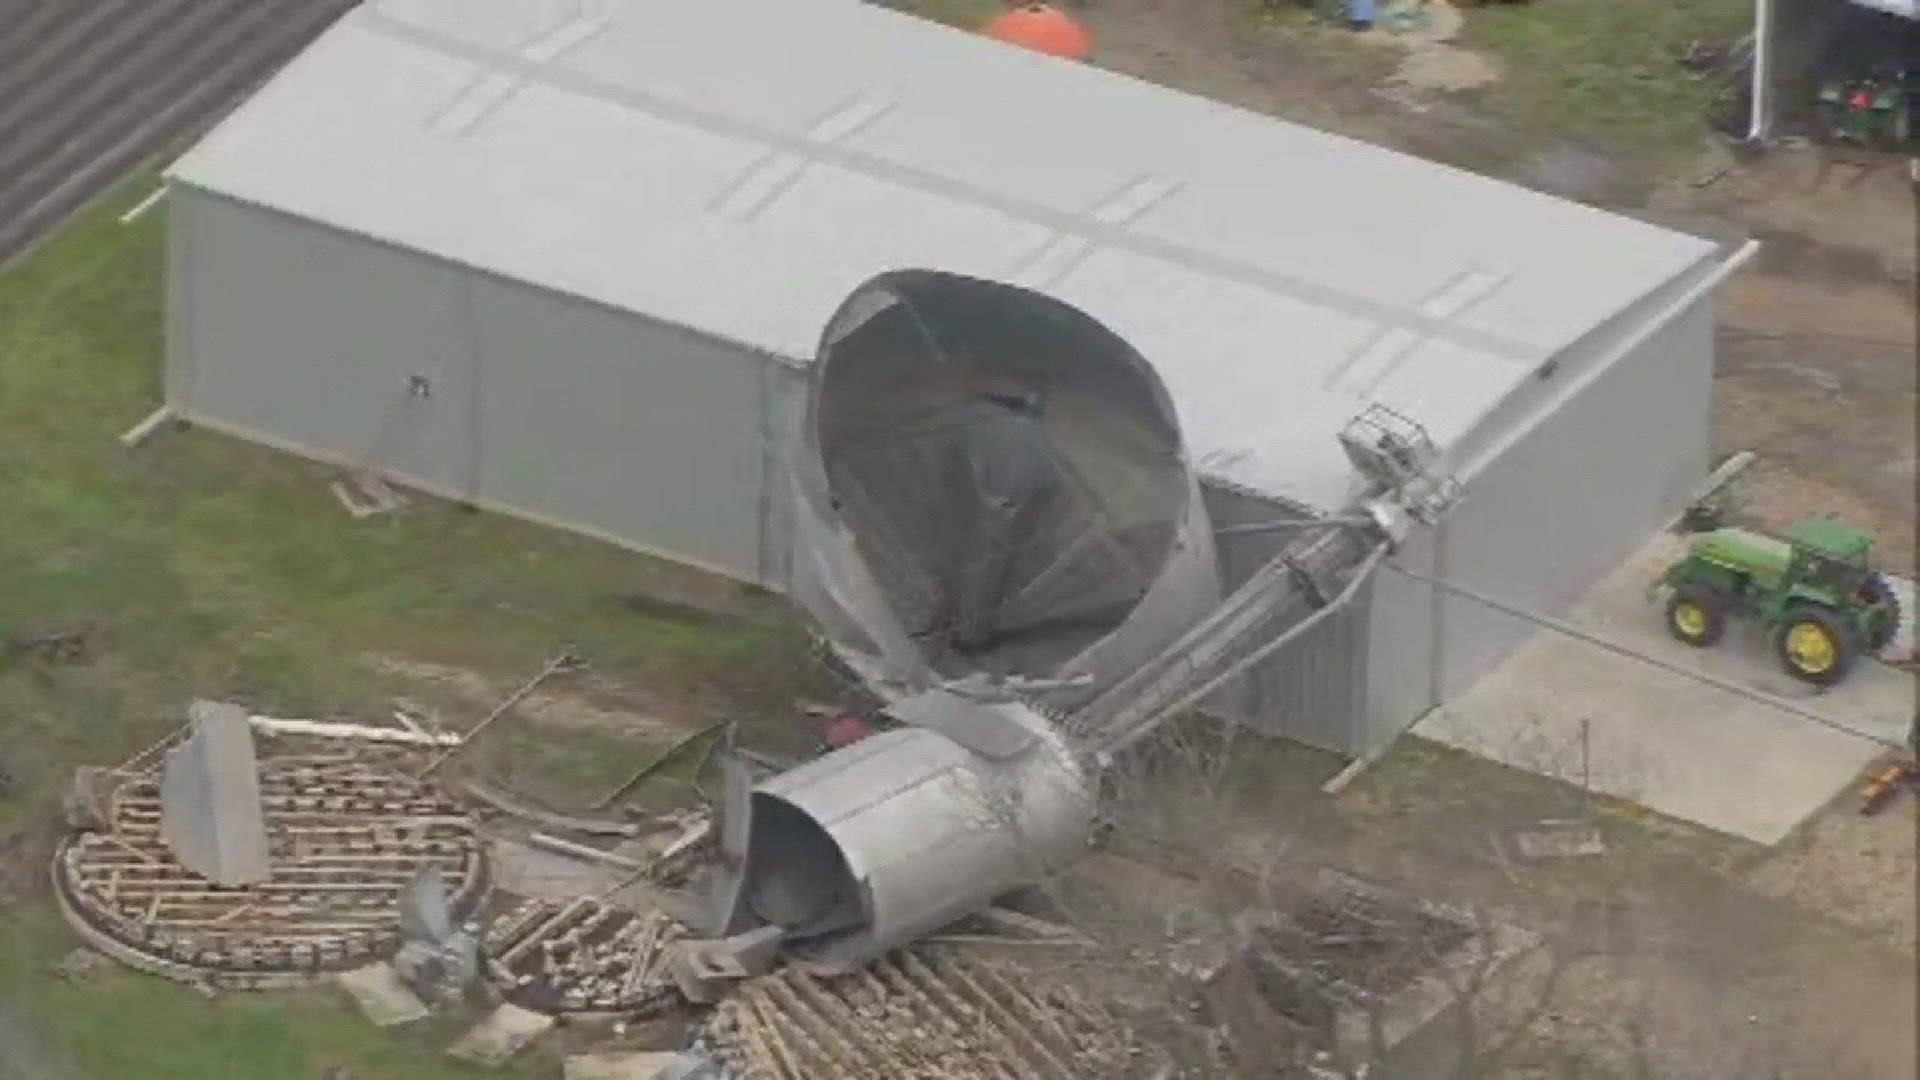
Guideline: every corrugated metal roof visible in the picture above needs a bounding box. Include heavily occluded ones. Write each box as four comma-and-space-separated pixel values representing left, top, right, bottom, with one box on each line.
167, 0, 1719, 510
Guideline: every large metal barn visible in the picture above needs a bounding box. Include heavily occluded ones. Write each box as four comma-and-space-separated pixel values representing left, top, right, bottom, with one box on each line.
157, 0, 1752, 757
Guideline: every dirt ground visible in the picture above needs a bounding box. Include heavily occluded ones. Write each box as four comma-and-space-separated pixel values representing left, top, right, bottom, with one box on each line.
1681, 153, 1918, 570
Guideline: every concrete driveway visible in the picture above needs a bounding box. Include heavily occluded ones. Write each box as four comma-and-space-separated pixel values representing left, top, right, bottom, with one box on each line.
1416, 532, 1915, 846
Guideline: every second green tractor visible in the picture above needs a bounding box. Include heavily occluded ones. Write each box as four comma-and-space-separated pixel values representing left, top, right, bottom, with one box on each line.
1655, 518, 1902, 687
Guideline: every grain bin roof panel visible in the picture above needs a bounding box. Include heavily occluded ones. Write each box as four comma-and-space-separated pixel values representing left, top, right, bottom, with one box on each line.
167, 0, 1724, 511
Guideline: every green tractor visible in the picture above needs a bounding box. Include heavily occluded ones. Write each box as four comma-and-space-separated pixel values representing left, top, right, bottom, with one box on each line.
1655, 518, 1902, 687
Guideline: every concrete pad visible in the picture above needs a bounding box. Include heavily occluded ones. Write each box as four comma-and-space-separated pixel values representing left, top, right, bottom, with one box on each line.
1416, 533, 1916, 845
447, 1003, 555, 1068
334, 963, 430, 1028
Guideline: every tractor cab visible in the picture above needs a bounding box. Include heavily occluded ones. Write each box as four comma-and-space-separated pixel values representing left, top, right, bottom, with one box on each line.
1782, 519, 1878, 600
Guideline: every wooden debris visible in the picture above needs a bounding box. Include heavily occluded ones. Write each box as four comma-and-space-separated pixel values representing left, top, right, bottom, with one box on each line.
526, 832, 648, 870
417, 652, 586, 778
1511, 822, 1606, 859
484, 897, 685, 1017
331, 473, 408, 519
710, 945, 1141, 1079
54, 754, 485, 989
118, 405, 176, 448
248, 716, 461, 748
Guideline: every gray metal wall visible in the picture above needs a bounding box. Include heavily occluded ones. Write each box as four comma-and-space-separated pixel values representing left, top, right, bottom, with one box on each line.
166, 186, 1715, 760
167, 189, 792, 585
1361, 293, 1716, 747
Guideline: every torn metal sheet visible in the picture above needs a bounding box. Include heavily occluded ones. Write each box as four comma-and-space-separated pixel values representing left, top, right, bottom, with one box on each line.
883, 683, 1039, 760
706, 753, 755, 938
159, 701, 269, 887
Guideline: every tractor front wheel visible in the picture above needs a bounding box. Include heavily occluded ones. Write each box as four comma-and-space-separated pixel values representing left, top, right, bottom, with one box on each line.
1666, 588, 1728, 648
1775, 607, 1856, 687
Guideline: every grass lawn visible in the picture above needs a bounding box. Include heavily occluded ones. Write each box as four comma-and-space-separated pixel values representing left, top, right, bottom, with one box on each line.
1458, 0, 1753, 151
1247, 0, 1753, 154
0, 177, 817, 1077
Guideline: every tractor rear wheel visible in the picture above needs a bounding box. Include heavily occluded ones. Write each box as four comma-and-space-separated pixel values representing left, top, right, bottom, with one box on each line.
1775, 607, 1856, 687
1861, 574, 1903, 653
1665, 588, 1727, 647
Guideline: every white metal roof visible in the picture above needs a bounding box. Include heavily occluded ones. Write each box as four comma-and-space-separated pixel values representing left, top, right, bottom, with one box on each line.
168, 0, 1720, 510
1847, 0, 1919, 19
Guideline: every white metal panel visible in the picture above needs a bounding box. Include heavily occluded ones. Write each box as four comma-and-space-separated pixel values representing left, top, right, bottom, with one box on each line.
172, 191, 780, 583
1432, 298, 1716, 702
167, 0, 1720, 513
466, 278, 773, 581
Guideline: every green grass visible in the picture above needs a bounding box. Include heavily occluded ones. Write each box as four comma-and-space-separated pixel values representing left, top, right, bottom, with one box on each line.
0, 907, 499, 1080
1459, 0, 1752, 151
0, 177, 820, 1077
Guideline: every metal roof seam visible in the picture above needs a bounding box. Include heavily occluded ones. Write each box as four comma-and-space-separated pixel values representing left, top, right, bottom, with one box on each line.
347, 7, 1548, 364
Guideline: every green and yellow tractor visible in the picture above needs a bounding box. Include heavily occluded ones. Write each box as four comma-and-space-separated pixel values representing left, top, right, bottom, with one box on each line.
1654, 518, 1902, 687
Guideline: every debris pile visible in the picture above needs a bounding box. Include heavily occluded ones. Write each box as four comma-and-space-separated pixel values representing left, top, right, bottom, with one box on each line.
484, 897, 687, 1017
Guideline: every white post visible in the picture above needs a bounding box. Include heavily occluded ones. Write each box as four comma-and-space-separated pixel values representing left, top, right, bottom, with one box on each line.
1748, 0, 1774, 143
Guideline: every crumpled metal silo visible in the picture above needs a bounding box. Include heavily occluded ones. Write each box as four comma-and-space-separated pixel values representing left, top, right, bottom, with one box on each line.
710, 689, 1092, 974
786, 269, 1222, 715
720, 270, 1421, 981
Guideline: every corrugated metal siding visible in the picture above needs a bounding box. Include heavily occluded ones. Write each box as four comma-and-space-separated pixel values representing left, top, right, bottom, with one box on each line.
170, 189, 779, 583
173, 191, 472, 490
1363, 523, 1443, 751
757, 362, 809, 589
1241, 574, 1374, 755
1197, 485, 1372, 754
1429, 296, 1716, 703
464, 277, 770, 581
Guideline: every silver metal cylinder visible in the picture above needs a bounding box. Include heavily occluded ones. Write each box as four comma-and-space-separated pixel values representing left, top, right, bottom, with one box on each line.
731, 701, 1094, 972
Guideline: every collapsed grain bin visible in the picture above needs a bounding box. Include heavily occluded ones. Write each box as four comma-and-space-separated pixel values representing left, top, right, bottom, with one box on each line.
786, 270, 1222, 715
